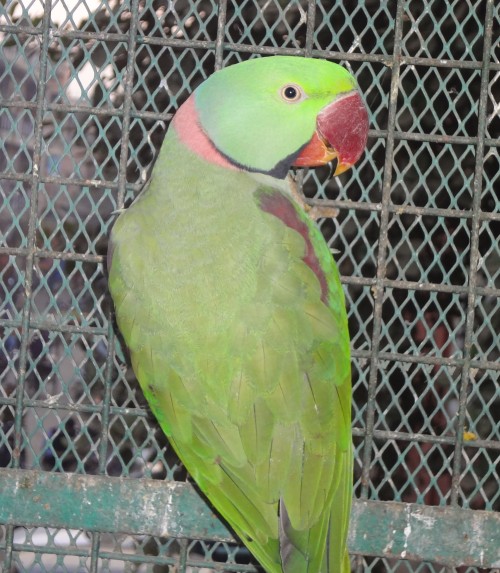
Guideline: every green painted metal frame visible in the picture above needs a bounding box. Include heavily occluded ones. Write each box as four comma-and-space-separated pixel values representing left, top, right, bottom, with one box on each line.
1, 469, 500, 568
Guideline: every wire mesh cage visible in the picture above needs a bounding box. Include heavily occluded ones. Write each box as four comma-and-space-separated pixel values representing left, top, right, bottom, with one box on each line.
0, 0, 499, 571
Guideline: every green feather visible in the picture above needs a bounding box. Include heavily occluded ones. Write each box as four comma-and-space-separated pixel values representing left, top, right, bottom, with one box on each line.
109, 56, 361, 573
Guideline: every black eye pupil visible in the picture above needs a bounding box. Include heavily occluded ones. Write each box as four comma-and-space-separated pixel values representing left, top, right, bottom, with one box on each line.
284, 86, 298, 99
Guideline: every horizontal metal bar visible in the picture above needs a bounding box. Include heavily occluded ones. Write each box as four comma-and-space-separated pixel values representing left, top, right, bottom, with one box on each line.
1, 326, 499, 373
351, 347, 500, 374
0, 23, 130, 43
0, 247, 106, 263
376, 278, 472, 295
349, 498, 500, 567
308, 196, 500, 220
0, 170, 142, 192
0, 248, 103, 262
0, 395, 151, 418
352, 427, 500, 451
394, 54, 499, 71
352, 427, 457, 445
0, 469, 498, 567
0, 385, 498, 449
371, 128, 500, 147
383, 205, 500, 222
1, 99, 499, 149
0, 98, 125, 119
378, 350, 500, 373
0, 542, 181, 570
3, 250, 500, 298
3, 539, 254, 572
0, 318, 108, 336
1, 185, 499, 234
344, 275, 475, 295
0, 469, 232, 541
343, 275, 500, 299
3, 21, 498, 72
33, 250, 105, 263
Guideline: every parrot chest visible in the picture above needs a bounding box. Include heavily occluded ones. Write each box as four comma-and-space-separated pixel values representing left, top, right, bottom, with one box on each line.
109, 156, 348, 427
111, 170, 294, 370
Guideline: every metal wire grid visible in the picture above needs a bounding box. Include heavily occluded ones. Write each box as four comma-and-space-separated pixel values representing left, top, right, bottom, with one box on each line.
0, 0, 499, 571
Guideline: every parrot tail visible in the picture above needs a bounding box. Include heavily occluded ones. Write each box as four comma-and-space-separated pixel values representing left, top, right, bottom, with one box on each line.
279, 499, 310, 572
278, 451, 353, 573
323, 449, 353, 573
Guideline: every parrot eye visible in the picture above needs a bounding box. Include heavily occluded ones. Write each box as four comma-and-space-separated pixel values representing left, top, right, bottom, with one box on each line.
280, 84, 305, 103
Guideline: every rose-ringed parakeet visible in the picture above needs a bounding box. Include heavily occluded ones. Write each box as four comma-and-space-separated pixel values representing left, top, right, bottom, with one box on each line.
108, 56, 368, 573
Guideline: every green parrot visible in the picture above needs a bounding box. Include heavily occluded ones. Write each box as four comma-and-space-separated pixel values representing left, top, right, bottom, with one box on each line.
108, 56, 368, 573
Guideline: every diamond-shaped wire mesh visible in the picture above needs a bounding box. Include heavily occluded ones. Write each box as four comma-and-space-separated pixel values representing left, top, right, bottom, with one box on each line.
0, 0, 499, 572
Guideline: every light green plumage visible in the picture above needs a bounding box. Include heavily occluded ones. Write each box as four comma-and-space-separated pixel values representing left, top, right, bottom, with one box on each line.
109, 56, 357, 573
195, 57, 355, 173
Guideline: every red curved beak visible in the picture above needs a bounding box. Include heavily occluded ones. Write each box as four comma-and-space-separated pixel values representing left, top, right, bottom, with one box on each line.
293, 91, 369, 176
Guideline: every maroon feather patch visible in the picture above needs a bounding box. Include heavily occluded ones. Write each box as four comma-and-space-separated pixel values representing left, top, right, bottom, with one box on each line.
258, 191, 329, 305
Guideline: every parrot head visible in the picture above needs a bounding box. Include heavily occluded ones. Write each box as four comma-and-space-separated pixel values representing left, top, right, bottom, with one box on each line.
173, 55, 369, 179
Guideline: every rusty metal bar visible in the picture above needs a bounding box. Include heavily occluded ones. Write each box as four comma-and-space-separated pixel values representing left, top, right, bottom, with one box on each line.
1, 21, 499, 71
450, 0, 496, 507
3, 1, 54, 568
214, 0, 228, 70
358, 0, 405, 499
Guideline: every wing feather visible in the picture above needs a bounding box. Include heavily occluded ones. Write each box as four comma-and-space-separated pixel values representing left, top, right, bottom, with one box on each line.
109, 178, 352, 573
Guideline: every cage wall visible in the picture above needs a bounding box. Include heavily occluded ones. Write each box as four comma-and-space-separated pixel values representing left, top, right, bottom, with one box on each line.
0, 0, 499, 572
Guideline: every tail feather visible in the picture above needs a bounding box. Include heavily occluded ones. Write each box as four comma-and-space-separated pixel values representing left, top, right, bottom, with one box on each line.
324, 450, 353, 573
279, 499, 309, 573
279, 498, 332, 573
